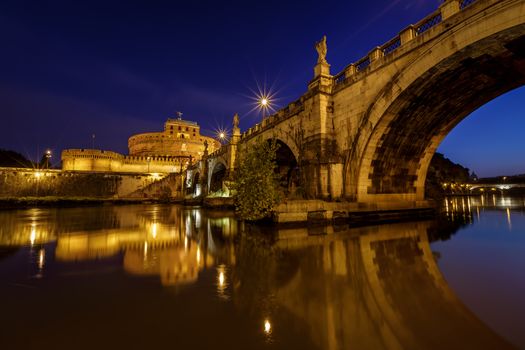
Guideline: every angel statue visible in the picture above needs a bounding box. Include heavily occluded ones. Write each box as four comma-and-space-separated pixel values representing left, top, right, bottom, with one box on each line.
315, 35, 328, 64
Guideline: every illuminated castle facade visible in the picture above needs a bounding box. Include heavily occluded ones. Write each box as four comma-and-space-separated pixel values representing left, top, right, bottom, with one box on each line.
62, 118, 220, 173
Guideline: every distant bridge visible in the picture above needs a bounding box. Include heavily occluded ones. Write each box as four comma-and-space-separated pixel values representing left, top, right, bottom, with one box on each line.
468, 183, 525, 191
187, 0, 525, 211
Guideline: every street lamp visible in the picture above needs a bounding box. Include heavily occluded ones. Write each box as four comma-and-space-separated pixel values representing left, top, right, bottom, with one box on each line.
45, 150, 52, 169
259, 95, 271, 119
215, 128, 229, 144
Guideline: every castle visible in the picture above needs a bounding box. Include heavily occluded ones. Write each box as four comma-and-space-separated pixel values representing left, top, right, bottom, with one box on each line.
62, 118, 220, 173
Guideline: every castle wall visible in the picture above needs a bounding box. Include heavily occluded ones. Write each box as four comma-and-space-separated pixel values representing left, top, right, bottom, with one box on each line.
61, 119, 219, 175
61, 149, 187, 174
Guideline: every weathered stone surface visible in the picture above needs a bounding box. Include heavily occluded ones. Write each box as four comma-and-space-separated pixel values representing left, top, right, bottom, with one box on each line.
0, 167, 164, 198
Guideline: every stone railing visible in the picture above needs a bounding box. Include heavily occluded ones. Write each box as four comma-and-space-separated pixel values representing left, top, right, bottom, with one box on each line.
333, 0, 479, 86
208, 144, 229, 159
460, 0, 477, 9
122, 155, 191, 164
239, 96, 305, 140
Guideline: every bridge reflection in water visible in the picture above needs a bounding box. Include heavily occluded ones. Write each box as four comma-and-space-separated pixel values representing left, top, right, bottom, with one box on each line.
0, 205, 517, 349
235, 221, 514, 349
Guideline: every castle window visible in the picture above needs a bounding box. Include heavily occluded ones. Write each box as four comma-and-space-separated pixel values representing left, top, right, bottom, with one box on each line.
178, 126, 181, 130
181, 134, 185, 139
186, 127, 188, 131
193, 128, 196, 132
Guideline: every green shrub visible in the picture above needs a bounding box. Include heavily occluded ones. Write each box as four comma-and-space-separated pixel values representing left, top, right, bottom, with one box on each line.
233, 140, 281, 221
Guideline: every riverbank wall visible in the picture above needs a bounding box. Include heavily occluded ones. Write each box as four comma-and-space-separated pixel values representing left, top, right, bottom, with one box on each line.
0, 167, 176, 199
273, 199, 436, 225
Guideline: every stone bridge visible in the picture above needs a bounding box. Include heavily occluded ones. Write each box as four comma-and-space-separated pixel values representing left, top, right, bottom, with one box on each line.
188, 0, 525, 211
468, 182, 525, 191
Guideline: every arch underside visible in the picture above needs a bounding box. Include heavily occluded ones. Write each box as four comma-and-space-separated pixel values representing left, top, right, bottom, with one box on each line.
366, 28, 525, 197
210, 162, 227, 193
191, 172, 200, 195
272, 139, 300, 194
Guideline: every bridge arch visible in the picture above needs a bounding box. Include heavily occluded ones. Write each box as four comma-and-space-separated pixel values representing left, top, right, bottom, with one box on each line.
269, 138, 300, 195
192, 171, 201, 196
265, 128, 300, 162
351, 1, 525, 202
209, 157, 228, 193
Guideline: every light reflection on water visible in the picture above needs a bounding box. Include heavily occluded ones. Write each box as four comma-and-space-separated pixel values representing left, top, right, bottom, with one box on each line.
442, 194, 525, 230
0, 201, 523, 349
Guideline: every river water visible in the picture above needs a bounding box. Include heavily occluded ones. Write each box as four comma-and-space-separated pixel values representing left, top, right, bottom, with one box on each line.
0, 195, 523, 349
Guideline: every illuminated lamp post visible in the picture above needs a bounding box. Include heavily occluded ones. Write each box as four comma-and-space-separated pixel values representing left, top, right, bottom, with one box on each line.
259, 96, 270, 120
45, 150, 52, 169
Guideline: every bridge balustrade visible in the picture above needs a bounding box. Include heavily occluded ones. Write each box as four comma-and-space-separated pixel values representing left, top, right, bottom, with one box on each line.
415, 12, 443, 35
460, 0, 477, 9
382, 37, 401, 56
332, 0, 480, 89
355, 57, 371, 72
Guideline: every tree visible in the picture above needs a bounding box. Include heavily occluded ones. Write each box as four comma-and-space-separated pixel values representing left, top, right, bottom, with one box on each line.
0, 149, 33, 168
233, 140, 281, 221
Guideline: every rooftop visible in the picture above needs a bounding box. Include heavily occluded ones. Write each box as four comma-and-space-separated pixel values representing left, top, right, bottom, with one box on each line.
166, 118, 199, 126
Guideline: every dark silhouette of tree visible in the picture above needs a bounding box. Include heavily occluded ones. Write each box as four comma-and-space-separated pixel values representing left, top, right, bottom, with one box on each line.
0, 149, 33, 168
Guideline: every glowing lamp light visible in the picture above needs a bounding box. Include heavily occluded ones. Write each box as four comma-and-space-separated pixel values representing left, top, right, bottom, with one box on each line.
30, 226, 36, 245
38, 249, 45, 270
264, 319, 271, 334
219, 132, 226, 139
151, 223, 157, 239
260, 98, 269, 106
216, 265, 228, 299
34, 171, 42, 178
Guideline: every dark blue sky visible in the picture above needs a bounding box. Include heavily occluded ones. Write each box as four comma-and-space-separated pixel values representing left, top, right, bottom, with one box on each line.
0, 0, 523, 177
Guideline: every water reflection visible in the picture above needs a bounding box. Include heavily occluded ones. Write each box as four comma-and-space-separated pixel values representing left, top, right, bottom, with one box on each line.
0, 204, 521, 349
234, 221, 515, 349
443, 194, 525, 231
0, 206, 237, 287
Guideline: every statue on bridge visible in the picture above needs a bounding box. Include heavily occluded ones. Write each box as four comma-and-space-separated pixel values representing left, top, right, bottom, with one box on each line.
315, 35, 328, 64
233, 113, 240, 128
203, 139, 209, 156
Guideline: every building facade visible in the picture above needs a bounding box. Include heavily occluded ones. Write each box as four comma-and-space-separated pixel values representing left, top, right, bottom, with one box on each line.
62, 118, 220, 173
128, 118, 219, 158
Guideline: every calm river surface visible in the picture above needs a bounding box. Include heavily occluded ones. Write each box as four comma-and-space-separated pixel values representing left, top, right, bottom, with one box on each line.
0, 196, 523, 349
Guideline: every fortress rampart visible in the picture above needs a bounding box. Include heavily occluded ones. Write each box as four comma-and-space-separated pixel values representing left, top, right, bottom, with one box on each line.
61, 149, 189, 173
61, 118, 220, 174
